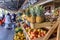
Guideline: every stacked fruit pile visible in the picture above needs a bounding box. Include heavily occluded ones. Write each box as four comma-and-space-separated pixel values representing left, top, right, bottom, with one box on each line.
53, 8, 59, 16
26, 28, 47, 40
23, 23, 47, 40
23, 23, 30, 29
25, 6, 44, 23
14, 28, 26, 40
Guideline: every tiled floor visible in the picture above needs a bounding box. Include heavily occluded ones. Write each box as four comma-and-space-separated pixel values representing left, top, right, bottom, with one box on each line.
0, 26, 15, 40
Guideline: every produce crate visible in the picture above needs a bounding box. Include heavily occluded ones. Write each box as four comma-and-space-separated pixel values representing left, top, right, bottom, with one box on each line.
20, 17, 60, 40
20, 24, 30, 40
24, 20, 54, 29
14, 27, 26, 40
20, 23, 57, 40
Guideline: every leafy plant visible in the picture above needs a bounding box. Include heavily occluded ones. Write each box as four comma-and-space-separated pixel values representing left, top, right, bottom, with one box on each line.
29, 6, 36, 17
34, 6, 44, 16
39, 6, 44, 16
25, 8, 30, 17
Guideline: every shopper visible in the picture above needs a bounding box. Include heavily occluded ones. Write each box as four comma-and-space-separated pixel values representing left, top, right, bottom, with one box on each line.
0, 18, 3, 26
4, 13, 12, 29
11, 13, 16, 22
0, 13, 5, 26
11, 13, 17, 30
2, 14, 5, 22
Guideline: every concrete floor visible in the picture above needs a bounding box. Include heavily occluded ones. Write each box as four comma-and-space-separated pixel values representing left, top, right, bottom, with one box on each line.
0, 26, 15, 40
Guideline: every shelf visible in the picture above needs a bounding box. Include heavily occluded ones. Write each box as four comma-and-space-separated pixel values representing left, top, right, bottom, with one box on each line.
33, 22, 53, 28
24, 20, 54, 29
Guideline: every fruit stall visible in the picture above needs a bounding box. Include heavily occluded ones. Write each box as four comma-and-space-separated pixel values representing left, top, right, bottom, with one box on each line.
14, 27, 26, 40
15, 4, 60, 40
0, 0, 60, 40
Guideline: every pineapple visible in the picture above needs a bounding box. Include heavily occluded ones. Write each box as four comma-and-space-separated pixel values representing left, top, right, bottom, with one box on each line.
25, 8, 31, 22
29, 6, 36, 23
35, 6, 44, 23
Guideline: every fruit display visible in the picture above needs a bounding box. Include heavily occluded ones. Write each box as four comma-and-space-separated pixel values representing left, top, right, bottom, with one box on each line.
53, 7, 60, 16
25, 28, 47, 40
23, 23, 30, 29
24, 5, 44, 23
16, 22, 21, 27
25, 8, 31, 22
34, 6, 44, 23
22, 14, 26, 20
22, 23, 47, 40
14, 27, 26, 40
29, 6, 36, 23
46, 8, 60, 22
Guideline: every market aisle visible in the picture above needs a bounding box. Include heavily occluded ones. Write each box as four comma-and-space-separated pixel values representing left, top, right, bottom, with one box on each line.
0, 26, 15, 40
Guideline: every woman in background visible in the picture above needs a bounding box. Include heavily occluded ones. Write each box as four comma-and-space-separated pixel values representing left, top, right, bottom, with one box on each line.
4, 13, 12, 29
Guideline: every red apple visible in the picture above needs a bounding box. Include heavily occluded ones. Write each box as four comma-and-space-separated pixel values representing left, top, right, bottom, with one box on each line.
40, 32, 45, 37
30, 35, 34, 39
34, 36, 36, 39
30, 33, 34, 36
40, 32, 42, 37
44, 31, 46, 34
38, 35, 41, 38
33, 30, 38, 35
37, 29, 41, 32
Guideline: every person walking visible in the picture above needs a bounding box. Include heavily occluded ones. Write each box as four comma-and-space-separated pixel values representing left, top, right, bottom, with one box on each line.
4, 13, 12, 29
11, 13, 17, 30
11, 13, 16, 22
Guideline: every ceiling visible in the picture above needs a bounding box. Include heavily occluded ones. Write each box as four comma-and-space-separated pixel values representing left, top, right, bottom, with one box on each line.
0, 0, 25, 11
0, 0, 39, 12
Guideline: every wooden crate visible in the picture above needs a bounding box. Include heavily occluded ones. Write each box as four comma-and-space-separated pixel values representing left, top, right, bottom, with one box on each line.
20, 17, 60, 40
20, 23, 57, 40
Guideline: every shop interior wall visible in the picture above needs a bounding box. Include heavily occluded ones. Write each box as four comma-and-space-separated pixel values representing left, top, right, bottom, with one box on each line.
54, 2, 60, 8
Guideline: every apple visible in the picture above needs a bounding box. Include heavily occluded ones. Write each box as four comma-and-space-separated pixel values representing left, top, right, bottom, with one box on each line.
33, 29, 36, 32
44, 31, 46, 34
37, 29, 41, 32
34, 36, 36, 39
41, 29, 44, 33
30, 35, 34, 39
38, 35, 41, 38
40, 31, 45, 37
